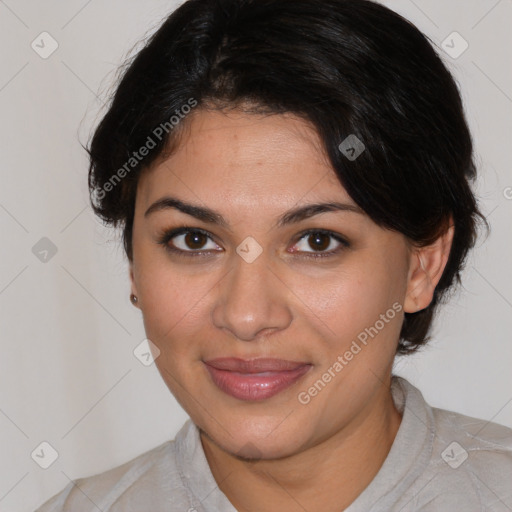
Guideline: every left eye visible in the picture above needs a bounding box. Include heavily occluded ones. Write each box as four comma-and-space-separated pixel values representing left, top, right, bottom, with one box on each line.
291, 230, 347, 255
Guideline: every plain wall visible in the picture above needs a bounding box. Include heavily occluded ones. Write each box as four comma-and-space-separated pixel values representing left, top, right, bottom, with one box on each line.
0, 1, 510, 510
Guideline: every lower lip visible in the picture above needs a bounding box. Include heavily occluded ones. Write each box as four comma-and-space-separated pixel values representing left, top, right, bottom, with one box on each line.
204, 363, 312, 401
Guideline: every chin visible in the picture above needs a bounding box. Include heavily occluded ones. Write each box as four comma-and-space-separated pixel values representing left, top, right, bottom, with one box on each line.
228, 435, 304, 462
200, 412, 309, 461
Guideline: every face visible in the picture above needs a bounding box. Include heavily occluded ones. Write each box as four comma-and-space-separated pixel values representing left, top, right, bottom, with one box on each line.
130, 108, 416, 459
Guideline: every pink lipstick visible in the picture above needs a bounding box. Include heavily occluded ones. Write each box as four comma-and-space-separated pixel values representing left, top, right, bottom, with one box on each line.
203, 357, 312, 401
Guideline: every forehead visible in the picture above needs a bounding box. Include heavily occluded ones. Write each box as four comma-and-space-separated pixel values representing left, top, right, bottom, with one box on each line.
137, 108, 355, 210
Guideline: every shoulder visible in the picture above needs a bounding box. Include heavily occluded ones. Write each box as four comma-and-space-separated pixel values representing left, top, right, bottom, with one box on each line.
431, 405, 512, 472
426, 403, 512, 509
389, 377, 512, 510
395, 377, 512, 469
34, 421, 194, 511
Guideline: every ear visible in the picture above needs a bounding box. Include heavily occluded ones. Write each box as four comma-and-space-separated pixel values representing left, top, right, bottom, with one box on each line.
129, 262, 139, 306
404, 217, 454, 313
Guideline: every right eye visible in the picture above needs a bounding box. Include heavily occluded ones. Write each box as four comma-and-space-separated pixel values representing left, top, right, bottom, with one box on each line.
157, 227, 223, 258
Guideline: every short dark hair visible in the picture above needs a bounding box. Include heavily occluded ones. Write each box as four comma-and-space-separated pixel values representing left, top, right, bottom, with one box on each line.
87, 0, 487, 354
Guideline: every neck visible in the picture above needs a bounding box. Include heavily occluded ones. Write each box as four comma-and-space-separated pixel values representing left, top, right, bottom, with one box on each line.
200, 380, 402, 512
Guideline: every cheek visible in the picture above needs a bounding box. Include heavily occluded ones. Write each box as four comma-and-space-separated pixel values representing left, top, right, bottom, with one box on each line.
135, 257, 212, 348
295, 259, 404, 350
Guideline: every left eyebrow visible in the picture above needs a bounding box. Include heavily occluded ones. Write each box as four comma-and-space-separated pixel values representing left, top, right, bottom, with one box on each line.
143, 195, 364, 228
275, 202, 364, 228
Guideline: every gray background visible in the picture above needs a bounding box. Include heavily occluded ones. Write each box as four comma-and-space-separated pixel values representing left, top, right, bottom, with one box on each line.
0, 1, 511, 510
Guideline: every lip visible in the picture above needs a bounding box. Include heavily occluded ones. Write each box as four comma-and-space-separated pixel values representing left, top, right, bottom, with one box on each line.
203, 358, 312, 401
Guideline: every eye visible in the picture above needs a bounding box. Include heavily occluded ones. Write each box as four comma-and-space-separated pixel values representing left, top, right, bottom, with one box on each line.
157, 226, 349, 260
157, 227, 222, 257
290, 229, 349, 258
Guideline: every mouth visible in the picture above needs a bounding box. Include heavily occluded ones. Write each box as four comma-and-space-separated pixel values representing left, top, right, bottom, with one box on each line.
203, 357, 312, 401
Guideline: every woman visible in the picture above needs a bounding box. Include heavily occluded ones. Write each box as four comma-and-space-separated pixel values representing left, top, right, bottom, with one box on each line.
36, 0, 512, 510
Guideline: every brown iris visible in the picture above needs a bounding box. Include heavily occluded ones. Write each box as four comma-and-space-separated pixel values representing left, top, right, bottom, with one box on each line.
185, 231, 208, 250
307, 233, 330, 251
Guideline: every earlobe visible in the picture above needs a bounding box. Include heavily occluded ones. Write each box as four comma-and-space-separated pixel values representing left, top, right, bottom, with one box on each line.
404, 220, 454, 313
129, 264, 139, 308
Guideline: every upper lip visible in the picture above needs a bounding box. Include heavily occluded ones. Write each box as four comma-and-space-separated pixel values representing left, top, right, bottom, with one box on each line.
204, 357, 310, 373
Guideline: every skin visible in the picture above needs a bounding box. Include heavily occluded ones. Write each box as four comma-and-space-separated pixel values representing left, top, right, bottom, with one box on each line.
129, 108, 454, 511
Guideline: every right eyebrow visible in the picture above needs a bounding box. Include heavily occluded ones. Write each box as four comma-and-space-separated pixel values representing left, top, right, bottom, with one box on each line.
144, 196, 230, 228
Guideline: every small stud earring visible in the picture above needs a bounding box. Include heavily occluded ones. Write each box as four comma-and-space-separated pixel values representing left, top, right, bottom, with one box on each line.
130, 294, 138, 305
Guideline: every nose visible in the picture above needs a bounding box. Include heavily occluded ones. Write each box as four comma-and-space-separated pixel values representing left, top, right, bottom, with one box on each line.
212, 253, 293, 342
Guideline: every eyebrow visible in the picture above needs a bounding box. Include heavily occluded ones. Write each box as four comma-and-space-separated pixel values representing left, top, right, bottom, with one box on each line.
144, 195, 364, 228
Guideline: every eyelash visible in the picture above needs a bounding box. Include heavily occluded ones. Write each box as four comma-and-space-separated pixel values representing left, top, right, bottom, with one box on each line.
156, 226, 350, 260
